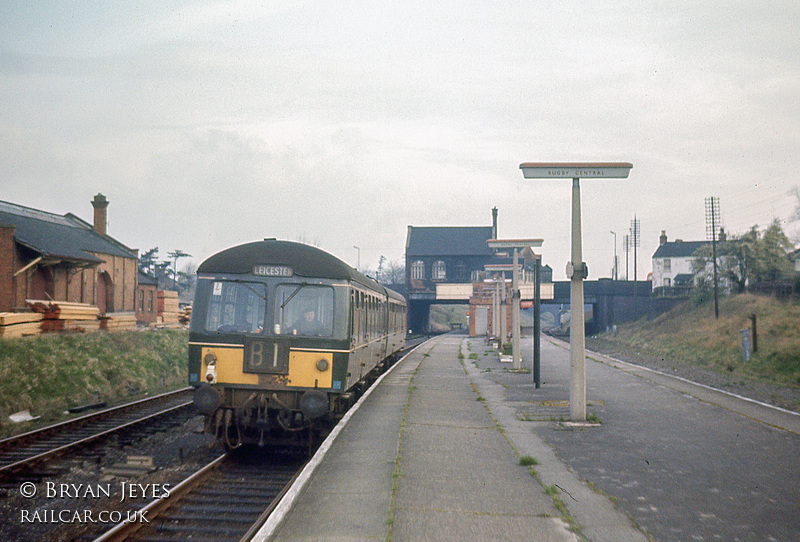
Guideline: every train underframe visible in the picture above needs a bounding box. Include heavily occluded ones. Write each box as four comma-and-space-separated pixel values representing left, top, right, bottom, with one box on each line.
195, 353, 399, 452
204, 390, 351, 451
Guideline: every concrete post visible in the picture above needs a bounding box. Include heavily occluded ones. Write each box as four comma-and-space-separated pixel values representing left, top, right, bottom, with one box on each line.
534, 256, 541, 388
492, 282, 499, 339
512, 248, 521, 370
570, 177, 586, 422
500, 282, 507, 344
519, 162, 632, 418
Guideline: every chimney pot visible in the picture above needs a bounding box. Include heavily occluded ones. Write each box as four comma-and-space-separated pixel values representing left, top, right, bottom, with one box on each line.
92, 193, 109, 235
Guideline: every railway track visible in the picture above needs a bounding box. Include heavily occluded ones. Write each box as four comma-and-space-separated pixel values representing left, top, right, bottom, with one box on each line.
95, 450, 303, 542
3, 343, 423, 541
90, 342, 422, 541
0, 388, 194, 482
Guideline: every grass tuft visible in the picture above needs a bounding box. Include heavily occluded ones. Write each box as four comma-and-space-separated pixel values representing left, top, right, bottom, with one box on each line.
519, 455, 540, 466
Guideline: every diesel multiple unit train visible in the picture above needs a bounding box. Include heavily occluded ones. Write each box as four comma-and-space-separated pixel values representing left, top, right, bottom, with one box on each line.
189, 239, 406, 449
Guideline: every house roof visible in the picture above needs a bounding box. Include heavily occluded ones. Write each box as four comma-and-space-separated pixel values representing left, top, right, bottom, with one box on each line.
138, 271, 158, 286
406, 226, 494, 257
652, 240, 709, 259
0, 200, 137, 265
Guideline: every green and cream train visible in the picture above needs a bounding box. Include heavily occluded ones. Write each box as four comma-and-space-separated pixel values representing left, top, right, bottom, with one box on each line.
189, 239, 406, 449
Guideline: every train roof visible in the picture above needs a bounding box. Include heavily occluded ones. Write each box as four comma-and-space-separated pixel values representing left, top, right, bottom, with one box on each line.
198, 239, 405, 302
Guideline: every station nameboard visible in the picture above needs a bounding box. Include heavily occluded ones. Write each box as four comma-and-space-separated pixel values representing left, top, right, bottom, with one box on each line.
487, 239, 543, 249
519, 162, 632, 179
484, 264, 517, 272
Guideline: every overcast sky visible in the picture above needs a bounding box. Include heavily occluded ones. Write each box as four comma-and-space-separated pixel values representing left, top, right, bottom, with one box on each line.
2, 1, 799, 281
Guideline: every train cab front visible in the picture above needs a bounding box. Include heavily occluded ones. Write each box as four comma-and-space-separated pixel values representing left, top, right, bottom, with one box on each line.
188, 275, 348, 449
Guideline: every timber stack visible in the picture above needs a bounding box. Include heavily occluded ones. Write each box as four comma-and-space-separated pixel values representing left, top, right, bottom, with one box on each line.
26, 300, 101, 333
157, 290, 181, 326
178, 305, 192, 325
100, 312, 138, 331
0, 312, 43, 338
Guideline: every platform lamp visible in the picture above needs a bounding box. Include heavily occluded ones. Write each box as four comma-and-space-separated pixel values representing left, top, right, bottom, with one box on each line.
487, 239, 543, 372
519, 162, 632, 422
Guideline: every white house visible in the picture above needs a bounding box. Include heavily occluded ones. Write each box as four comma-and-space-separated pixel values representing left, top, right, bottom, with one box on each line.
651, 231, 707, 291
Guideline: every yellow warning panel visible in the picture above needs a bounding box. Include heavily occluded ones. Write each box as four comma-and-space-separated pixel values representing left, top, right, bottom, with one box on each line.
288, 350, 333, 388
201, 345, 259, 385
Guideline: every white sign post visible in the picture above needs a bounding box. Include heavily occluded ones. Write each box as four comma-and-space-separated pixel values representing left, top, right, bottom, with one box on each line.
487, 239, 543, 371
519, 162, 631, 421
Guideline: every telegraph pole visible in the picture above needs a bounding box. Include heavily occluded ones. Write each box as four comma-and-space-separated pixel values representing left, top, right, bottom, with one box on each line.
629, 217, 640, 314
705, 197, 721, 319
630, 217, 640, 281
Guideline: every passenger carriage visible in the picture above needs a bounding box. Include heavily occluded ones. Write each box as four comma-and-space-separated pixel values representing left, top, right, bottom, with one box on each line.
188, 239, 406, 448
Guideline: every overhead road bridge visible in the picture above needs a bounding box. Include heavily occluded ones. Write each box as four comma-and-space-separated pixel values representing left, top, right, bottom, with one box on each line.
407, 280, 555, 335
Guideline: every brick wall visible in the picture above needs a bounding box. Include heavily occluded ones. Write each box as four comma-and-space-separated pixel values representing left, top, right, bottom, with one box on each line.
89, 252, 138, 313
0, 227, 15, 311
469, 280, 513, 338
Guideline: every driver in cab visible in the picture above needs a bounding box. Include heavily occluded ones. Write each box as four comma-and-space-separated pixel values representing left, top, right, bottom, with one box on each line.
293, 307, 325, 336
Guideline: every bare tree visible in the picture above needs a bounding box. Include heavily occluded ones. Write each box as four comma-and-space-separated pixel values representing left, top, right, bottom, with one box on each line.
383, 260, 405, 286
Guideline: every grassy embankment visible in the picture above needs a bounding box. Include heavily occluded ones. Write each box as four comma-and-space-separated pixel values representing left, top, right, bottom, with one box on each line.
429, 305, 468, 333
596, 294, 800, 387
0, 329, 188, 436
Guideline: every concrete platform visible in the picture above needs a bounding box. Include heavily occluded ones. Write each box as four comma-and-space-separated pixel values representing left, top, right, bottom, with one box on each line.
257, 334, 646, 541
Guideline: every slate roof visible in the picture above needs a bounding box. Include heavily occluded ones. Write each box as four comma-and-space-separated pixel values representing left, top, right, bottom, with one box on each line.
652, 240, 709, 259
406, 226, 494, 257
138, 271, 158, 286
0, 200, 137, 264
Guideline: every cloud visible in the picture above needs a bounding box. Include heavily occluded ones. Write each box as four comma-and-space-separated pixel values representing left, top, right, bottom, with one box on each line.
1, 1, 799, 278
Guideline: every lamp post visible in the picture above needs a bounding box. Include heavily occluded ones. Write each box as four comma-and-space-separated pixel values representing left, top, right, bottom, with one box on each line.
533, 251, 541, 388
610, 231, 618, 280
520, 162, 632, 421
353, 246, 360, 271
487, 239, 543, 371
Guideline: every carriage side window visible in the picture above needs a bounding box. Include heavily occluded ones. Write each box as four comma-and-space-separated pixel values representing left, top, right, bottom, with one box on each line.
205, 281, 266, 334
275, 284, 334, 337
351, 290, 360, 342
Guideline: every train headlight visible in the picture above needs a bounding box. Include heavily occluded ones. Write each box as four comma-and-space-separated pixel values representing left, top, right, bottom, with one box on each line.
316, 358, 329, 372
204, 351, 218, 383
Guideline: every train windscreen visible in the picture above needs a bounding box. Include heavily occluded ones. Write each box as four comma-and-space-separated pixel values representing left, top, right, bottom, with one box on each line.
204, 281, 266, 334
275, 284, 333, 337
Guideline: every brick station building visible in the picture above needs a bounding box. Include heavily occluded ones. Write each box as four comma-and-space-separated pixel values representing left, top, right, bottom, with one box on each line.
0, 194, 138, 315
